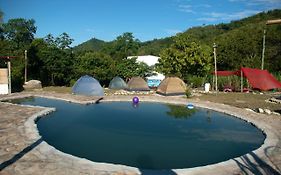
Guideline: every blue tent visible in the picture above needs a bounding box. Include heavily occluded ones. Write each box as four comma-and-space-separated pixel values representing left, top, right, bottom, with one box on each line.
109, 76, 128, 90
72, 75, 104, 96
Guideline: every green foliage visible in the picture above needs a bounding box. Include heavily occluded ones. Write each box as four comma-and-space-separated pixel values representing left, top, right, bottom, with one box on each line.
110, 32, 140, 59
115, 57, 153, 81
186, 76, 206, 88
185, 86, 192, 98
216, 76, 241, 91
75, 52, 115, 85
216, 24, 263, 70
157, 33, 212, 79
2, 18, 36, 48
74, 38, 106, 52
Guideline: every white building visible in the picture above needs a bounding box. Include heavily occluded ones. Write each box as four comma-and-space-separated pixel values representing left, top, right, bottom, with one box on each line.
0, 68, 9, 94
127, 55, 165, 87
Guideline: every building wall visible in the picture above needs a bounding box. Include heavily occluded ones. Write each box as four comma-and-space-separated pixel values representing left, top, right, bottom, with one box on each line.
0, 68, 8, 94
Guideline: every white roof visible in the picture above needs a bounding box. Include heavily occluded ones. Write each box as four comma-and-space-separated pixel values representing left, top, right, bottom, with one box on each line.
127, 55, 160, 67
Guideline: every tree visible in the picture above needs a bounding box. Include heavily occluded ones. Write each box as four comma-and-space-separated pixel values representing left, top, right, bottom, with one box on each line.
55, 32, 74, 50
75, 52, 115, 85
109, 32, 140, 59
115, 57, 153, 81
216, 24, 263, 70
157, 33, 212, 79
44, 34, 56, 46
3, 18, 36, 48
27, 38, 48, 82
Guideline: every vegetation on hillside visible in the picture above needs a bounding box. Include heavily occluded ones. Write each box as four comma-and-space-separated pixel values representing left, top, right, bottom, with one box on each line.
0, 9, 280, 91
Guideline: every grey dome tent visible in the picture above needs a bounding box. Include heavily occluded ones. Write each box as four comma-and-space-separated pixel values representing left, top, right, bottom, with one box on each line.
126, 76, 150, 91
72, 75, 104, 96
109, 76, 128, 90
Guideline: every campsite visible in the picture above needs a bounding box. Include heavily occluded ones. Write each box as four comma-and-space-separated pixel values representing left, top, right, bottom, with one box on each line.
0, 3, 281, 175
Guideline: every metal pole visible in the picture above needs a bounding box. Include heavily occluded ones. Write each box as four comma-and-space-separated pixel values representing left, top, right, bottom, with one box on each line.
240, 69, 243, 93
261, 29, 266, 70
24, 50, 27, 83
213, 43, 218, 93
7, 59, 11, 94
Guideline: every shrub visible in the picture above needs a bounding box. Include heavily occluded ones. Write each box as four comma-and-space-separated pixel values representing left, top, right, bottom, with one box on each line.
185, 86, 192, 98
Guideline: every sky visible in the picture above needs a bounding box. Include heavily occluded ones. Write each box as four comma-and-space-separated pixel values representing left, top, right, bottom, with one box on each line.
0, 0, 281, 46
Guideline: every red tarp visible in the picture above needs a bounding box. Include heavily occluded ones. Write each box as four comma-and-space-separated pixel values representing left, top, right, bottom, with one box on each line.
240, 67, 281, 91
213, 67, 281, 91
215, 71, 237, 76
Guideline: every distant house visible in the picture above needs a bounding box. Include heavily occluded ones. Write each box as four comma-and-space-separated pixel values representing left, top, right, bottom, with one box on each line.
127, 55, 165, 87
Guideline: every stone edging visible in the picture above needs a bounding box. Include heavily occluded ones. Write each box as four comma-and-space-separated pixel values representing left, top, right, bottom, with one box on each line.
1, 93, 280, 175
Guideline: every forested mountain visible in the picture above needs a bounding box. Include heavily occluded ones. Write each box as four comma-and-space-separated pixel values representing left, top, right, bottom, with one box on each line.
75, 9, 281, 61
74, 38, 106, 52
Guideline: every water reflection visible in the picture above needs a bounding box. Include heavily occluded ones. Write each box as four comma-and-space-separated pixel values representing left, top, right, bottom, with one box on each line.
206, 110, 212, 123
166, 104, 196, 119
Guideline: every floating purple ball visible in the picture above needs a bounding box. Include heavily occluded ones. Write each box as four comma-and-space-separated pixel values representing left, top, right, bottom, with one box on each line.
132, 96, 139, 104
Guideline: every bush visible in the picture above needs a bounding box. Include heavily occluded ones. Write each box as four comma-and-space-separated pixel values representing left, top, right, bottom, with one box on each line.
186, 76, 205, 88
185, 86, 192, 98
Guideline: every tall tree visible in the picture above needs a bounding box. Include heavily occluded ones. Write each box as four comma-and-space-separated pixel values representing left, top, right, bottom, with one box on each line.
110, 32, 140, 59
55, 32, 74, 50
115, 57, 153, 81
3, 18, 36, 48
75, 51, 115, 85
157, 33, 212, 79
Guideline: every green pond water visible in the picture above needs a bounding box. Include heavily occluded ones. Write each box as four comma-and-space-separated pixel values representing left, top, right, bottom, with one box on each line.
11, 97, 265, 170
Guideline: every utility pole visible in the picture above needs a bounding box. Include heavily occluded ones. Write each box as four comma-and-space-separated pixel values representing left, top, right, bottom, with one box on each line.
261, 19, 281, 70
7, 57, 11, 94
24, 50, 27, 83
261, 29, 266, 70
213, 43, 218, 93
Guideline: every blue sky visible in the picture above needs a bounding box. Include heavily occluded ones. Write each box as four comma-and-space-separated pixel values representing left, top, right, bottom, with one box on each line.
1, 0, 280, 46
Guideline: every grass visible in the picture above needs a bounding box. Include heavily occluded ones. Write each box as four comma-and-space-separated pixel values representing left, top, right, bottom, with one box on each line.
42, 86, 72, 93
194, 92, 281, 112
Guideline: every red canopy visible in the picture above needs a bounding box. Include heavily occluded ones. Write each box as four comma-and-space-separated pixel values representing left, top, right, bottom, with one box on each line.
213, 67, 281, 91
241, 67, 281, 91
215, 71, 237, 76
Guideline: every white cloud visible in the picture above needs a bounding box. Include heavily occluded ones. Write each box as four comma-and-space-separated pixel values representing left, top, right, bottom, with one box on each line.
178, 5, 195, 13
178, 3, 211, 13
198, 10, 261, 22
229, 0, 281, 7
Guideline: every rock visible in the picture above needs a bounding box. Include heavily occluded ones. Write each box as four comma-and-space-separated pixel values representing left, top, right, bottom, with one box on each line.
23, 80, 42, 90
256, 108, 264, 113
245, 108, 255, 112
272, 112, 281, 116
264, 109, 272, 115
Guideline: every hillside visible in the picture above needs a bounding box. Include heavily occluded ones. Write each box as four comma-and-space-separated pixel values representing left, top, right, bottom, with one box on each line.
74, 38, 106, 52
74, 9, 281, 57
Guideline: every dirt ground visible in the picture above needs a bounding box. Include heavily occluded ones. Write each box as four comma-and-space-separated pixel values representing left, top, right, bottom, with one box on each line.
40, 86, 281, 113
194, 92, 281, 112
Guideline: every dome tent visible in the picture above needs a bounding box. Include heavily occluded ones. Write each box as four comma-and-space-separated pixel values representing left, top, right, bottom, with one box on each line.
127, 76, 150, 91
72, 75, 104, 96
109, 76, 128, 90
156, 77, 186, 96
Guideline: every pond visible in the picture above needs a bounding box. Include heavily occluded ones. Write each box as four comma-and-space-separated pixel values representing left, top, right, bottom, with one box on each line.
11, 97, 265, 170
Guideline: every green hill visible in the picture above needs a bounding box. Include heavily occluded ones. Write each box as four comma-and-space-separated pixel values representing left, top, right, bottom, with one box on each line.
74, 9, 281, 69
74, 38, 106, 52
